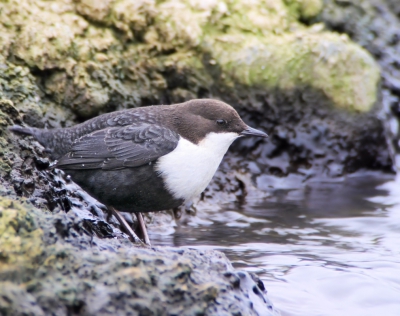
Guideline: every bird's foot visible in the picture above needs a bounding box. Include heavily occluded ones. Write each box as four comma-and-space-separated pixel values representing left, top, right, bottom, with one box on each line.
134, 212, 151, 247
109, 207, 147, 246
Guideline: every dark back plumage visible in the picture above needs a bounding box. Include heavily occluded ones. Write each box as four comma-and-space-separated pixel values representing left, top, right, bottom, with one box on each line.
9, 99, 248, 171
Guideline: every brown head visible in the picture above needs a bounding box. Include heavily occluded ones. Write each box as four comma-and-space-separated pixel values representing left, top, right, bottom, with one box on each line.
171, 99, 268, 144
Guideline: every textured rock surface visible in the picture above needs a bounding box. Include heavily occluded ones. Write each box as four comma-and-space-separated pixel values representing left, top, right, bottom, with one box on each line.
0, 197, 277, 316
0, 0, 397, 314
318, 0, 400, 174
0, 0, 380, 117
0, 0, 391, 204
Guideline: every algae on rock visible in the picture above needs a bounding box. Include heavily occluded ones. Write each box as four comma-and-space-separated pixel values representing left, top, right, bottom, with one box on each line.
318, 0, 400, 173
0, 0, 380, 118
0, 197, 275, 315
0, 0, 392, 314
0, 0, 389, 227
0, 198, 45, 284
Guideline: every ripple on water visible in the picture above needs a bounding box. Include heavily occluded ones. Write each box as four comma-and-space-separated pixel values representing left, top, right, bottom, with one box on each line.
150, 172, 400, 316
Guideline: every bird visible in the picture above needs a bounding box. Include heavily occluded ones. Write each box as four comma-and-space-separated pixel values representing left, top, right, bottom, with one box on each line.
9, 99, 268, 245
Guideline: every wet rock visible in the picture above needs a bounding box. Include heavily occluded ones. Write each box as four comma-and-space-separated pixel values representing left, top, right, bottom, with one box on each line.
209, 26, 379, 113
0, 1, 397, 314
0, 0, 381, 118
0, 0, 389, 186
318, 0, 400, 174
0, 197, 278, 316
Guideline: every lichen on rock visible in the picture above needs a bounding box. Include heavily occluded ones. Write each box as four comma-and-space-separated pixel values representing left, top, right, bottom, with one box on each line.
0, 0, 381, 119
0, 198, 45, 284
0, 0, 394, 314
210, 31, 380, 112
0, 197, 276, 315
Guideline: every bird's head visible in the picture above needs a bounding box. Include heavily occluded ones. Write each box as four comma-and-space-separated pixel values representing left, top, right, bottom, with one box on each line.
173, 99, 268, 146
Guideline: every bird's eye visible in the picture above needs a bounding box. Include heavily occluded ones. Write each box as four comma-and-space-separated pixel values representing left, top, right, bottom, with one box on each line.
216, 119, 227, 126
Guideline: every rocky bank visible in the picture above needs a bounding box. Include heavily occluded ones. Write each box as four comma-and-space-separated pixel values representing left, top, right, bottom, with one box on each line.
0, 0, 397, 315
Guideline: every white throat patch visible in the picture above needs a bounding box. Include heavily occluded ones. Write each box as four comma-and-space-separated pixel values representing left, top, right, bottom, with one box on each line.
156, 132, 240, 202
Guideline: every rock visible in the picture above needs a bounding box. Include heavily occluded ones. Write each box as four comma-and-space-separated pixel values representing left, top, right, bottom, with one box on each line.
0, 0, 390, 185
0, 197, 278, 316
0, 1, 397, 314
318, 0, 400, 173
211, 31, 379, 112
0, 0, 381, 117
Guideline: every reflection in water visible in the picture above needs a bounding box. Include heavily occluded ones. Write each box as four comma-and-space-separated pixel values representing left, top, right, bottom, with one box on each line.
150, 172, 400, 316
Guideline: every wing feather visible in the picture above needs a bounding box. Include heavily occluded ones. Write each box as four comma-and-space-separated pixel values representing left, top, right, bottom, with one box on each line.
55, 123, 179, 170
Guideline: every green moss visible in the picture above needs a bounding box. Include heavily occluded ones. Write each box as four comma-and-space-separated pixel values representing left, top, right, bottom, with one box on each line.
0, 198, 45, 283
0, 196, 262, 315
149, 0, 379, 112
211, 31, 379, 112
110, 0, 156, 39
0, 55, 76, 177
0, 99, 19, 174
284, 0, 323, 20
0, 0, 381, 118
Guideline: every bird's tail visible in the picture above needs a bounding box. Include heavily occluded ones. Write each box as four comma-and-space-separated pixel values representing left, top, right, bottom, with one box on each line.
8, 125, 51, 151
8, 125, 37, 136
9, 125, 67, 160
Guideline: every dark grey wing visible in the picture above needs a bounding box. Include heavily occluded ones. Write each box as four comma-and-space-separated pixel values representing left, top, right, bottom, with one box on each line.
55, 123, 179, 170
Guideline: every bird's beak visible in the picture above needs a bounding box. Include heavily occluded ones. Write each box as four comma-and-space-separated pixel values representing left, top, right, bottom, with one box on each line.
240, 126, 269, 138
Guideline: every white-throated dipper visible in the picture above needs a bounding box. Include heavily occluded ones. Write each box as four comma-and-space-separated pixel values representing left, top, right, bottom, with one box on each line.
10, 99, 268, 245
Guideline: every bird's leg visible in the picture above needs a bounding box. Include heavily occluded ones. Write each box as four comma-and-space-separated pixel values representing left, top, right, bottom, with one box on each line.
109, 206, 145, 245
134, 212, 151, 246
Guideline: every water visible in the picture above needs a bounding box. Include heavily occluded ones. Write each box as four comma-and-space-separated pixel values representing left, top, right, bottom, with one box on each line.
150, 172, 400, 316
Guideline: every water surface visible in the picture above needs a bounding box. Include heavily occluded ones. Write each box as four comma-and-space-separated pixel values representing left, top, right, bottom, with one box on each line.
150, 172, 400, 316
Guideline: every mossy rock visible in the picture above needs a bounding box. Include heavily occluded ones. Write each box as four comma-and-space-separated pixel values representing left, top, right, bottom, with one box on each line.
0, 196, 275, 315
0, 0, 380, 118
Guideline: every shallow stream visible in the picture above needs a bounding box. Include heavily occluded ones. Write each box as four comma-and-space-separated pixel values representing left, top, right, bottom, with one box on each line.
151, 172, 400, 316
